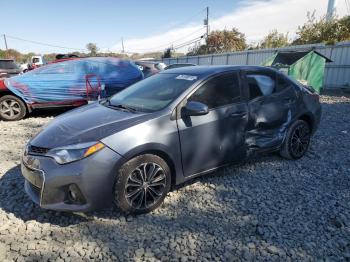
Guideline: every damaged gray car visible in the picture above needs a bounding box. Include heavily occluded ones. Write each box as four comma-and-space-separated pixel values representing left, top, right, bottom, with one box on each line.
21, 66, 321, 214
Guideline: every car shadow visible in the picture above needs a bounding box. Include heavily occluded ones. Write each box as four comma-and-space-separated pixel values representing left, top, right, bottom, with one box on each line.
0, 154, 280, 225
28, 107, 74, 119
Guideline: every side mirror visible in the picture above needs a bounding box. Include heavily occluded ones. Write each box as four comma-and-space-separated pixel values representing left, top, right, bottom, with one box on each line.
182, 101, 209, 117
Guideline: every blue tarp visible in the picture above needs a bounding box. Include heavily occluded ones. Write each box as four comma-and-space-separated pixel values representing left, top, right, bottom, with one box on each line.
4, 57, 143, 104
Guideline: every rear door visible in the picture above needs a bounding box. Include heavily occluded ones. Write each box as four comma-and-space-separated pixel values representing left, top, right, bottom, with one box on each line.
177, 71, 248, 176
243, 69, 298, 150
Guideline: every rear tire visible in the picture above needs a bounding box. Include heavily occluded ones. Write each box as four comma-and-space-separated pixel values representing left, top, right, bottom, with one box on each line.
280, 120, 311, 160
0, 95, 27, 121
114, 154, 171, 214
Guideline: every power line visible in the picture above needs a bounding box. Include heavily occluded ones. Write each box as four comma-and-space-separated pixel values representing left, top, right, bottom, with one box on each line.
173, 36, 204, 50
1, 7, 210, 54
4, 34, 86, 51
126, 27, 206, 53
123, 7, 208, 53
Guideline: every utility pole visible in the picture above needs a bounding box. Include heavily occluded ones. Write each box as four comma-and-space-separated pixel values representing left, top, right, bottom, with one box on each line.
121, 38, 125, 53
204, 6, 209, 53
326, 0, 336, 21
3, 34, 8, 50
205, 7, 209, 38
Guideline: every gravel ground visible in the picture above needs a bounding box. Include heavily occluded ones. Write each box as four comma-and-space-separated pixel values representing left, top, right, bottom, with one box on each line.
0, 94, 349, 261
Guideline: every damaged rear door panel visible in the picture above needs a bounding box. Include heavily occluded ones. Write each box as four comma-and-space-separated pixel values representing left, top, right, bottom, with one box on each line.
242, 69, 298, 152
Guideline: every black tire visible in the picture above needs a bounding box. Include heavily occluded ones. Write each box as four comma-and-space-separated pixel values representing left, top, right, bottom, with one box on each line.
114, 154, 171, 214
280, 120, 311, 160
0, 95, 27, 121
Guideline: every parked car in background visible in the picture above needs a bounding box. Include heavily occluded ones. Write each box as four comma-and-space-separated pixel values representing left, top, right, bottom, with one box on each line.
0, 57, 143, 121
164, 63, 196, 70
21, 66, 321, 214
0, 59, 21, 79
22, 55, 47, 73
134, 61, 166, 78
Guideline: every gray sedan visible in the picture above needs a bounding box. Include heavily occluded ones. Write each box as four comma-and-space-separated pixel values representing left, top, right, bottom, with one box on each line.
21, 66, 321, 214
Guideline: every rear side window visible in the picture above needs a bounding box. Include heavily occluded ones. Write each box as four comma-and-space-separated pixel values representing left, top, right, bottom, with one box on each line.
246, 71, 276, 99
189, 72, 241, 109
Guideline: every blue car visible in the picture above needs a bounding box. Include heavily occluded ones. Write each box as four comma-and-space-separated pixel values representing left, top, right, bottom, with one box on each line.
0, 57, 143, 121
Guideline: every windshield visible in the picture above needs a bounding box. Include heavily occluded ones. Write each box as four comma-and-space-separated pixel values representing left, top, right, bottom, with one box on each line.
108, 73, 198, 112
0, 61, 19, 70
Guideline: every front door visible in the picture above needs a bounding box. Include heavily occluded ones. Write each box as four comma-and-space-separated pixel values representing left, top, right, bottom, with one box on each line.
177, 71, 248, 177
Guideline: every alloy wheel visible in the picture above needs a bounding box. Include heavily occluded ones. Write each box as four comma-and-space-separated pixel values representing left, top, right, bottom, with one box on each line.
125, 162, 167, 209
290, 123, 310, 158
0, 99, 21, 119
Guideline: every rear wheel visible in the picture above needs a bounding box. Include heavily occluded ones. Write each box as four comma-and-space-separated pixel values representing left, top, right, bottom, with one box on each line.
114, 154, 171, 214
0, 95, 27, 121
280, 120, 311, 159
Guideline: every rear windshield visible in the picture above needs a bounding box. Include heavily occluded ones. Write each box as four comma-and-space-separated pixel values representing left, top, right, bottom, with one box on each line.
0, 61, 19, 69
108, 73, 198, 112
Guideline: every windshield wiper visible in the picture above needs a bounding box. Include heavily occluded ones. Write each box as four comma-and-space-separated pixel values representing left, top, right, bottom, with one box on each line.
107, 103, 138, 113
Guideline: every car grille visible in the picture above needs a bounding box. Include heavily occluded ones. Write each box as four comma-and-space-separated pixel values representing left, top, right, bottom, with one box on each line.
28, 145, 50, 155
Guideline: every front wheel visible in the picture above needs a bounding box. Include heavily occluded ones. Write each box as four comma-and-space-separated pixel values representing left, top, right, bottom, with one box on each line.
280, 120, 311, 159
0, 95, 27, 121
114, 154, 171, 214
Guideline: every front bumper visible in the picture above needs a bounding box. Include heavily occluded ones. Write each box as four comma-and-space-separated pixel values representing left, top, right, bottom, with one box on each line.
21, 146, 123, 212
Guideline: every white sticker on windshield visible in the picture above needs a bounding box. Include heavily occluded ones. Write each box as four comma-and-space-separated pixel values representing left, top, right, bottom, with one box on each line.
176, 75, 197, 81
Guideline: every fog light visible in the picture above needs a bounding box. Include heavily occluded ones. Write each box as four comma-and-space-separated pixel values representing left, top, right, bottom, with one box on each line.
66, 184, 86, 204
68, 187, 77, 201
68, 184, 80, 202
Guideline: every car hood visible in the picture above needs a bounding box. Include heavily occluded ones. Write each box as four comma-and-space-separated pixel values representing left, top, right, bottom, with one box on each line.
30, 102, 151, 149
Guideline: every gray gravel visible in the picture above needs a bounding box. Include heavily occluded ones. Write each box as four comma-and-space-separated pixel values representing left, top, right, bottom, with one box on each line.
0, 94, 349, 261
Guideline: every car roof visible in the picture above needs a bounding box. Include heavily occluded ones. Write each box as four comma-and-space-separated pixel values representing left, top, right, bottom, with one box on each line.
160, 65, 276, 76
135, 61, 160, 65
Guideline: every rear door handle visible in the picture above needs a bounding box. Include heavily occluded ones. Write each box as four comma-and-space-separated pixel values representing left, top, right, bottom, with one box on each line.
230, 112, 246, 117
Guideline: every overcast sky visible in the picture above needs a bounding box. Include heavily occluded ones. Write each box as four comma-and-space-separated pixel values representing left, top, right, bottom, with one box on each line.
1, 0, 349, 54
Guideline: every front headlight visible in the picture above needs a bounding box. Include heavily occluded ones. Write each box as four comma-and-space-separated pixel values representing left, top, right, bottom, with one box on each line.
46, 142, 105, 164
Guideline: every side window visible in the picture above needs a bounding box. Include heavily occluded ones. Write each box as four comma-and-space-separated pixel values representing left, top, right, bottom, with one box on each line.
189, 73, 241, 109
276, 73, 293, 92
246, 71, 276, 100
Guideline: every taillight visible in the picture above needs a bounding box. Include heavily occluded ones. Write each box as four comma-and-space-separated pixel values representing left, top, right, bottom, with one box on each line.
0, 79, 6, 90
